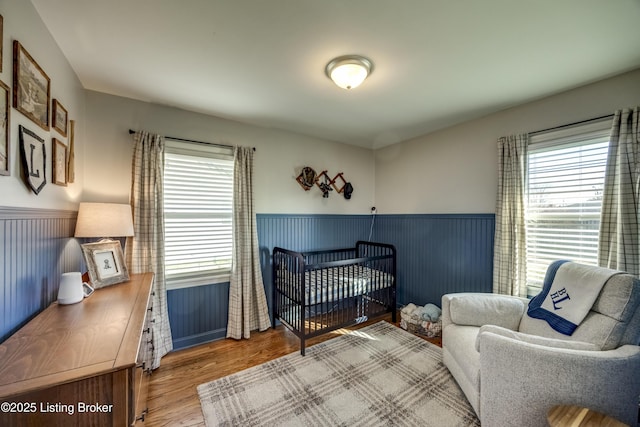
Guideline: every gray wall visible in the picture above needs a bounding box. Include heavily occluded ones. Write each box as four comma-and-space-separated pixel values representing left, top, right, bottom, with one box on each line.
375, 68, 640, 214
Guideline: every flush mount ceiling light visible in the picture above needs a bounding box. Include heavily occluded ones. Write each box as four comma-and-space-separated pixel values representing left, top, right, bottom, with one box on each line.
325, 55, 373, 90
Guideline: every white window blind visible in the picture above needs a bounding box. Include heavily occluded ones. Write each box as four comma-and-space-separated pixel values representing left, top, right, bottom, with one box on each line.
163, 140, 234, 289
525, 120, 611, 295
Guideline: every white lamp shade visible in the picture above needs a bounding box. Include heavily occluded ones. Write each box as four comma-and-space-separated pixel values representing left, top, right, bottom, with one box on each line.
74, 203, 134, 238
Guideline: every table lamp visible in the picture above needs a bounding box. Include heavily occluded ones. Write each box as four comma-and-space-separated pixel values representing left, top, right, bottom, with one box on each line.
74, 203, 135, 287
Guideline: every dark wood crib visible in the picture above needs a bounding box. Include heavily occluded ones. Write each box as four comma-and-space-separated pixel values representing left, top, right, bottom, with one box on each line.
272, 241, 397, 355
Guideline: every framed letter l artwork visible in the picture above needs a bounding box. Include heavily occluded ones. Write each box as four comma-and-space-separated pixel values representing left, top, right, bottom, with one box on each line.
19, 125, 46, 194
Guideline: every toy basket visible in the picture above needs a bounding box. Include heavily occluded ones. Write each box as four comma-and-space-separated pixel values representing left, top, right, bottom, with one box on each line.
400, 311, 442, 338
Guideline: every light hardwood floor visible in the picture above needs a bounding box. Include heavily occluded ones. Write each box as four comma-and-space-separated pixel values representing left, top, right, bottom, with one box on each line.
145, 313, 439, 426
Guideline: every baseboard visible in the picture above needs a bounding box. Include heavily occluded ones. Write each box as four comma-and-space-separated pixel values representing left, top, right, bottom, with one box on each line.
171, 328, 226, 351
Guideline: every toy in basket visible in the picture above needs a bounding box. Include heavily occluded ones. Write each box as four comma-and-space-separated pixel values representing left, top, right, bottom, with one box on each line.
400, 303, 442, 338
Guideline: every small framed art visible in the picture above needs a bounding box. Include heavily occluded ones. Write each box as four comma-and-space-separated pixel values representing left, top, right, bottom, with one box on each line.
0, 79, 9, 176
52, 138, 67, 186
13, 40, 50, 131
0, 15, 4, 73
68, 120, 75, 183
52, 99, 68, 137
81, 240, 130, 288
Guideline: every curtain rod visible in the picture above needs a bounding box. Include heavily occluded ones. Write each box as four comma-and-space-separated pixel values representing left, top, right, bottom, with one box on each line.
128, 129, 255, 151
530, 113, 614, 136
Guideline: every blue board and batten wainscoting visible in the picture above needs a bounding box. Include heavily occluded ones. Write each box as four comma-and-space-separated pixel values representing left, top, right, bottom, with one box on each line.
167, 213, 494, 350
167, 281, 230, 349
374, 214, 495, 307
0, 208, 494, 350
0, 208, 82, 343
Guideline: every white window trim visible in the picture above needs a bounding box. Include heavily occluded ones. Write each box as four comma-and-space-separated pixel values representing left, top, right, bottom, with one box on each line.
529, 118, 612, 148
166, 273, 231, 290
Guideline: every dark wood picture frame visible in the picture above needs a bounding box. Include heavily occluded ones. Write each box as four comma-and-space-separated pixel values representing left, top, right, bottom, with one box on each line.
52, 138, 67, 186
52, 99, 68, 137
0, 79, 9, 176
68, 119, 75, 183
0, 15, 4, 73
13, 41, 50, 131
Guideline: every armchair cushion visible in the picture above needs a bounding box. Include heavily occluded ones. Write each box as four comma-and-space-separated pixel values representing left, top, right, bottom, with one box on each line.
447, 293, 525, 330
475, 324, 600, 352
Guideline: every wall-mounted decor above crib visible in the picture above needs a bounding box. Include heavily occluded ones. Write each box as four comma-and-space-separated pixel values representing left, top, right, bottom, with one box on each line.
296, 166, 316, 190
295, 166, 354, 200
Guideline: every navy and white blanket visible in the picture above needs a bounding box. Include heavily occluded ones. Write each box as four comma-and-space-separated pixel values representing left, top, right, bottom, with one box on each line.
527, 260, 619, 335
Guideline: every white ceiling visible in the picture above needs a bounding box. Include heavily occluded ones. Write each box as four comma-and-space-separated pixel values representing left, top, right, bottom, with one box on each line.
31, 0, 640, 149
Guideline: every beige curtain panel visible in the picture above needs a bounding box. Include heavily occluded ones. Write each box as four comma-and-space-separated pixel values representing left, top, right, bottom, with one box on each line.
493, 134, 529, 296
127, 131, 173, 369
226, 146, 271, 339
599, 107, 640, 276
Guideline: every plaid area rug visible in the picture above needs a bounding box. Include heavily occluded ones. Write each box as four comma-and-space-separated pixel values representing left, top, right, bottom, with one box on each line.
197, 321, 479, 426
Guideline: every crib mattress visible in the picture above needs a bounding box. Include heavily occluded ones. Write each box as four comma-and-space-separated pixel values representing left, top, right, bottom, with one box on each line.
278, 265, 394, 306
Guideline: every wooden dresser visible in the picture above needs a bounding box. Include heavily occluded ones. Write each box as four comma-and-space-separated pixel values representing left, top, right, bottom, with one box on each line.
0, 272, 154, 426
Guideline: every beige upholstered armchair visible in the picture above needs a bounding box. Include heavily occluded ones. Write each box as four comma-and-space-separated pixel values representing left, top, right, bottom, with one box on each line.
442, 261, 640, 426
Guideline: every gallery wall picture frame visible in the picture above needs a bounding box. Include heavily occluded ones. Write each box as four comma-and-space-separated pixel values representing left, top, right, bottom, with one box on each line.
52, 138, 67, 186
13, 40, 50, 131
67, 119, 75, 183
18, 125, 46, 194
81, 240, 130, 288
52, 99, 68, 137
0, 79, 9, 176
0, 15, 4, 73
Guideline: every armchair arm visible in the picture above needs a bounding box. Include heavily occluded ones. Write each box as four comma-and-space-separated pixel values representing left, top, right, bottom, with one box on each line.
442, 293, 526, 331
479, 332, 640, 427
475, 325, 600, 352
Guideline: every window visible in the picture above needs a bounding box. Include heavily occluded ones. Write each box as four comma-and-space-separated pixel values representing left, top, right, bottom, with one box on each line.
163, 140, 234, 289
525, 120, 611, 296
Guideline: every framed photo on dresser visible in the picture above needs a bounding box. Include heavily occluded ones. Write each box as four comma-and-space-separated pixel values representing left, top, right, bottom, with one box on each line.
81, 240, 130, 288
